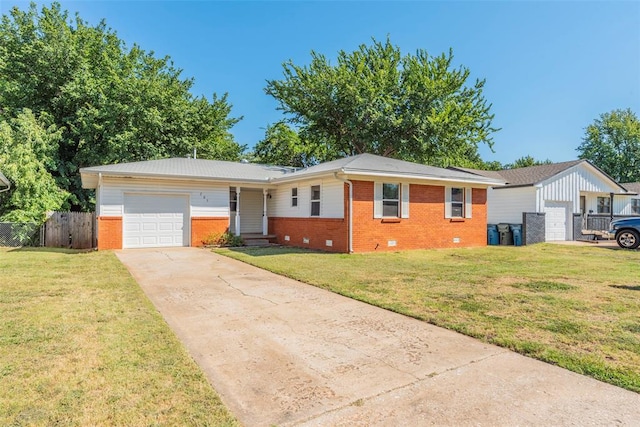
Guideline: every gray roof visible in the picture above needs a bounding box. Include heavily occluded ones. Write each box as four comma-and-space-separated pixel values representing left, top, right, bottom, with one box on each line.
80, 153, 505, 189
621, 182, 640, 195
0, 171, 10, 188
277, 153, 505, 185
81, 158, 288, 187
451, 159, 626, 191
493, 160, 584, 187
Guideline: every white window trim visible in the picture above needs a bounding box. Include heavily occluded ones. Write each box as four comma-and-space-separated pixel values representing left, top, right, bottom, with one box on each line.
445, 186, 472, 219
374, 182, 410, 219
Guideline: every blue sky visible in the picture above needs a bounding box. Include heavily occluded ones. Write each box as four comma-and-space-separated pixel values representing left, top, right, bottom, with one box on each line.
3, 1, 639, 165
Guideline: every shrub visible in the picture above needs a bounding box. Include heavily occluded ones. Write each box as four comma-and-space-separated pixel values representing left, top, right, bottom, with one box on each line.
202, 232, 244, 247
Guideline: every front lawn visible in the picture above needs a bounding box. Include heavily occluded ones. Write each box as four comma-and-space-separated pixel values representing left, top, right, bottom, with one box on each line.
216, 244, 640, 392
0, 248, 238, 426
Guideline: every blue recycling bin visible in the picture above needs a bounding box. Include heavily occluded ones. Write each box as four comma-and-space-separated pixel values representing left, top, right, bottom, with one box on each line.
487, 224, 499, 245
510, 224, 522, 246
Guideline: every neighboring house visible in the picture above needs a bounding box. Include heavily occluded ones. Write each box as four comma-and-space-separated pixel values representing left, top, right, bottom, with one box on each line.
80, 153, 504, 252
450, 160, 636, 242
0, 171, 10, 193
620, 182, 640, 215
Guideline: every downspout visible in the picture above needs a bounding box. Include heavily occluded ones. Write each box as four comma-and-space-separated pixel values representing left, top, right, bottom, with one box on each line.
334, 172, 353, 253
96, 173, 102, 249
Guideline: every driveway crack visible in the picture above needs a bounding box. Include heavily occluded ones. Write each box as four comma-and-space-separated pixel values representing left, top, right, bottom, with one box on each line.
295, 349, 511, 426
217, 275, 278, 305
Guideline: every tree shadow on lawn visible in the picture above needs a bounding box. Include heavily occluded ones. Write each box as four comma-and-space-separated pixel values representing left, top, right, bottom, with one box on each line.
609, 284, 640, 291
7, 246, 93, 255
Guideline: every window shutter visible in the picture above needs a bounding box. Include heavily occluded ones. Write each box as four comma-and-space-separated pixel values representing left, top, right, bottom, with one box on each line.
401, 183, 409, 218
465, 188, 473, 218
444, 186, 452, 218
374, 182, 382, 218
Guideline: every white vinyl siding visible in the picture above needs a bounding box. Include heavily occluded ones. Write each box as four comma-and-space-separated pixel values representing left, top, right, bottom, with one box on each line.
539, 164, 622, 214
99, 177, 228, 217
269, 179, 344, 218
487, 186, 536, 224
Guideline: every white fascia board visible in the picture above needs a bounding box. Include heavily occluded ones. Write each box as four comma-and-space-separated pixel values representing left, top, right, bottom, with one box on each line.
80, 170, 272, 188
339, 170, 505, 187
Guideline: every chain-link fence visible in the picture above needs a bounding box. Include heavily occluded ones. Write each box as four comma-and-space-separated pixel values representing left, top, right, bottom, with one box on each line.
0, 222, 42, 247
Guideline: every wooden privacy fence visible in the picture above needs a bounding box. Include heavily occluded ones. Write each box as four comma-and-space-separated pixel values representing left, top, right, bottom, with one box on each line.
44, 212, 95, 249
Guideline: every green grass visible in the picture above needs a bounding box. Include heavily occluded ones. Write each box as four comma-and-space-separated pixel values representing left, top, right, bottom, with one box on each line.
216, 244, 640, 393
0, 248, 238, 427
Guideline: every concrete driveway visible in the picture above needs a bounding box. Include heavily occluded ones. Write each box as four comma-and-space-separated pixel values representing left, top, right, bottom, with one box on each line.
116, 248, 640, 426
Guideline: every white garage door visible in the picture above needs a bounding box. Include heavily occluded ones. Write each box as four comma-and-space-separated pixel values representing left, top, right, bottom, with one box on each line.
123, 194, 189, 248
544, 201, 571, 241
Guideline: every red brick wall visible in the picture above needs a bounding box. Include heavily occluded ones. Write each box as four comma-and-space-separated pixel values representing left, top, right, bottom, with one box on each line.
351, 181, 487, 252
268, 217, 349, 252
97, 216, 122, 250
191, 217, 230, 247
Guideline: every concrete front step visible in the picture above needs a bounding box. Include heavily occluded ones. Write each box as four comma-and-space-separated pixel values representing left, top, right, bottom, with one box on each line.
244, 239, 271, 247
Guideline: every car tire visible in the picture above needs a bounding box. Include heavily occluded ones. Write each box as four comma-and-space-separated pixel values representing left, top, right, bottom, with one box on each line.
616, 229, 640, 249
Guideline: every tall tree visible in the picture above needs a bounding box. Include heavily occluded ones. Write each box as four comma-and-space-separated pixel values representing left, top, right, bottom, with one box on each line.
0, 2, 243, 210
265, 37, 497, 167
0, 110, 70, 223
577, 109, 640, 182
252, 122, 324, 168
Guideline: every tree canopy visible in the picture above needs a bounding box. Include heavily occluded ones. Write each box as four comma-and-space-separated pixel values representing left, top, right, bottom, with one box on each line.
252, 122, 325, 168
0, 110, 70, 222
577, 109, 640, 183
0, 2, 243, 214
265, 37, 497, 167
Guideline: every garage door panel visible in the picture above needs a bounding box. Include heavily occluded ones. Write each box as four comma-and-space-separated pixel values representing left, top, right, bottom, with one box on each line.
544, 201, 571, 241
123, 194, 189, 248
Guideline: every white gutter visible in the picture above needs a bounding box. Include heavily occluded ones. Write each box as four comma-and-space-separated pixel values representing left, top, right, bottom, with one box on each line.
334, 172, 353, 253
274, 169, 504, 187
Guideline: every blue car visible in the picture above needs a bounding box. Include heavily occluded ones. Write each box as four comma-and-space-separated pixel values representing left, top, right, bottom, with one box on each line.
610, 217, 640, 249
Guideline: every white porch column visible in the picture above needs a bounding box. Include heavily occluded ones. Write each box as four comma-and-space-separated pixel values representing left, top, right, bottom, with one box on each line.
262, 189, 269, 235
234, 188, 241, 236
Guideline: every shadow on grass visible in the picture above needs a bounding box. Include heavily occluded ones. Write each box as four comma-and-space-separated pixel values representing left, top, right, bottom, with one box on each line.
8, 246, 93, 255
609, 284, 640, 291
218, 245, 326, 257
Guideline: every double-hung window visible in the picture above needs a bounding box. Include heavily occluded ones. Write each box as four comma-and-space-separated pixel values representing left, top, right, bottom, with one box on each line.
445, 187, 472, 219
451, 187, 464, 218
382, 183, 400, 217
632, 199, 640, 214
597, 196, 611, 214
291, 187, 298, 207
310, 185, 320, 216
374, 182, 409, 218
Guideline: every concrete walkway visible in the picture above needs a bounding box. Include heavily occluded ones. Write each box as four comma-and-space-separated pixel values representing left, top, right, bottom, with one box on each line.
116, 248, 640, 426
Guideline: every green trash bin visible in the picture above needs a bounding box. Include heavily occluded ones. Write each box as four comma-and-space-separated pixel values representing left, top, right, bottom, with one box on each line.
497, 223, 513, 245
